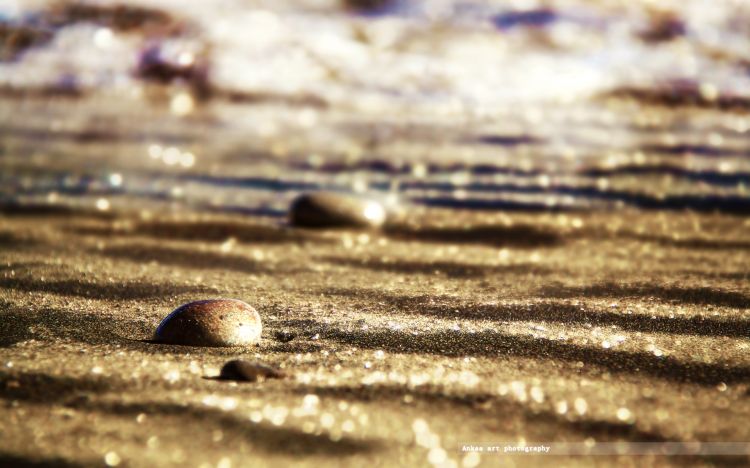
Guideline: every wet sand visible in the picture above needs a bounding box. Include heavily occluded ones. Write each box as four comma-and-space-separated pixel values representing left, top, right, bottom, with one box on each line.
1, 207, 749, 467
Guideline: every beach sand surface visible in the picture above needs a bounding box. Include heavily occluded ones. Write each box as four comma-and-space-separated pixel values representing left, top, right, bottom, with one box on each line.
1, 207, 749, 467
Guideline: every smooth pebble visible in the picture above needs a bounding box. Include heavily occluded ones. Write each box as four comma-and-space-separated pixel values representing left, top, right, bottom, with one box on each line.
154, 299, 262, 347
218, 359, 285, 382
289, 192, 386, 228
274, 330, 297, 342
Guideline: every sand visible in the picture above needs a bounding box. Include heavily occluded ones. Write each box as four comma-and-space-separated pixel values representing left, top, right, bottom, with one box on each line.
1, 3, 749, 465
1, 207, 749, 467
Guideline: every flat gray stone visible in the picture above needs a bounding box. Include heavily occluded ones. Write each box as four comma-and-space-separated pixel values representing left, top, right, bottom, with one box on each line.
154, 299, 262, 347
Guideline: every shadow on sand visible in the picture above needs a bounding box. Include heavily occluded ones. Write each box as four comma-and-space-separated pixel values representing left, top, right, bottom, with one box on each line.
0, 301, 154, 348
0, 370, 380, 457
321, 257, 552, 278
70, 219, 331, 244
96, 243, 301, 275
0, 275, 216, 301
541, 283, 750, 309
382, 224, 563, 248
81, 399, 379, 456
325, 289, 750, 337
0, 454, 88, 468
319, 327, 750, 386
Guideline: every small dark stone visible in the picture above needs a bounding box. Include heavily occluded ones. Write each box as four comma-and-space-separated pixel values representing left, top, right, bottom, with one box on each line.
274, 330, 297, 343
342, 0, 397, 15
289, 192, 386, 229
136, 43, 211, 99
154, 299, 262, 347
218, 360, 285, 382
639, 12, 685, 43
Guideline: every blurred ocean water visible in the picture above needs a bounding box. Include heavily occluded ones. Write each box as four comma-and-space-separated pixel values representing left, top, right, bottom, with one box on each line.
0, 0, 748, 217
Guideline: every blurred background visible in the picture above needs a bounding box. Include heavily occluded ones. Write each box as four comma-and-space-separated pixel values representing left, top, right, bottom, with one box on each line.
1, 0, 749, 217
